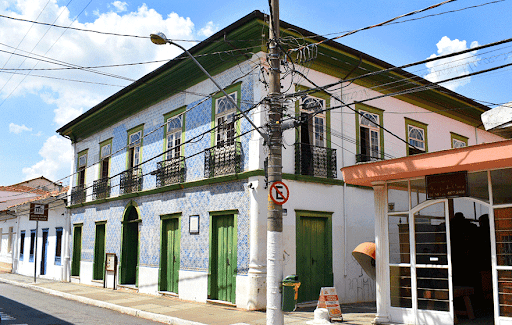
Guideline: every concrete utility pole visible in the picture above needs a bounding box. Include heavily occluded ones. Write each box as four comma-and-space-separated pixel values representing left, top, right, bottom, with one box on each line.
266, 0, 284, 324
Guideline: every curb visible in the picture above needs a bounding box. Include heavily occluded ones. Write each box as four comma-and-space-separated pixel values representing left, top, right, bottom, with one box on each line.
0, 277, 206, 325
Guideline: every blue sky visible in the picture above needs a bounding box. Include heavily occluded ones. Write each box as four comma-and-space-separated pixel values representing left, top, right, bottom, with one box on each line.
0, 0, 510, 186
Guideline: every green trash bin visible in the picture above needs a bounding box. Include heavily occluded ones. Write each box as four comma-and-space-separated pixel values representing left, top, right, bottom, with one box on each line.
282, 275, 300, 311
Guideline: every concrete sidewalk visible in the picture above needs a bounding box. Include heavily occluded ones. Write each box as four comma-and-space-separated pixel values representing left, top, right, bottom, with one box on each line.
0, 273, 376, 324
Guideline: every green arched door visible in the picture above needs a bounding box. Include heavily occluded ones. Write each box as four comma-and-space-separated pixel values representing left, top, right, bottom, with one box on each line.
121, 205, 139, 285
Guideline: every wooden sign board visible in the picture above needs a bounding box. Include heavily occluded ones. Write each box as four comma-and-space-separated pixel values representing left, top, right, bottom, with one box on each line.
426, 171, 469, 199
29, 203, 48, 221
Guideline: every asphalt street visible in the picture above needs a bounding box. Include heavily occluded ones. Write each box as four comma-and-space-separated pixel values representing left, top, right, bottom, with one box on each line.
0, 282, 162, 324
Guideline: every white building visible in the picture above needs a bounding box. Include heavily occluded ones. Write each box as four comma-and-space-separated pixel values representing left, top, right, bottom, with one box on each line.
56, 11, 503, 310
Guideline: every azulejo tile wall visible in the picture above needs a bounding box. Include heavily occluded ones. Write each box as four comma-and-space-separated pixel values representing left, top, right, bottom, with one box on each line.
70, 179, 251, 275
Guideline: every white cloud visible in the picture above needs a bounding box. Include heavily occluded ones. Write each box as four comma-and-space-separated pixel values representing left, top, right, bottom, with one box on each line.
22, 135, 73, 182
9, 122, 32, 134
0, 2, 196, 127
424, 36, 479, 91
198, 21, 218, 38
111, 1, 127, 12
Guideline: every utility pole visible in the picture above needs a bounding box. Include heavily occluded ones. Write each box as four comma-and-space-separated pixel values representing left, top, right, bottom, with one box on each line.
266, 0, 283, 324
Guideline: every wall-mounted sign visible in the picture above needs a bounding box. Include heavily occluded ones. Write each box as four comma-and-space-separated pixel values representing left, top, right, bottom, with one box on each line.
189, 215, 199, 234
426, 171, 469, 199
29, 203, 48, 221
105, 253, 117, 272
269, 181, 289, 205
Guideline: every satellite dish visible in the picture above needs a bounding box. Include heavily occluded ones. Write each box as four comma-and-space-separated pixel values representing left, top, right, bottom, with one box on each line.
352, 242, 376, 280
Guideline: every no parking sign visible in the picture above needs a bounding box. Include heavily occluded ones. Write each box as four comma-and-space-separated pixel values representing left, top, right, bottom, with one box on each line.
269, 181, 289, 205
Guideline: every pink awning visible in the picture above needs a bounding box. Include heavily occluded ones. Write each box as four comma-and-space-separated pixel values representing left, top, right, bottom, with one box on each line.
341, 139, 512, 187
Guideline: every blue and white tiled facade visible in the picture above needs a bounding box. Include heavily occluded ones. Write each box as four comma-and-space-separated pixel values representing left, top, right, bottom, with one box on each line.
69, 60, 260, 306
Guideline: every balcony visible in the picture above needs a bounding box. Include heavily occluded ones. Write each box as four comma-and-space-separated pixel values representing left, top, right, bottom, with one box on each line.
71, 184, 86, 205
204, 142, 242, 178
93, 178, 110, 200
155, 157, 185, 187
295, 143, 337, 178
120, 167, 143, 194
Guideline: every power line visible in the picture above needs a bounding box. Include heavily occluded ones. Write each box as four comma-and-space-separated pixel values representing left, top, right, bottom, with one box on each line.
0, 13, 262, 44
290, 0, 458, 53
290, 36, 512, 101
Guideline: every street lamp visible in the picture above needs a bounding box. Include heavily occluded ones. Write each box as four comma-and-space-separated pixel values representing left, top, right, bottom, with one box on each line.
150, 32, 267, 142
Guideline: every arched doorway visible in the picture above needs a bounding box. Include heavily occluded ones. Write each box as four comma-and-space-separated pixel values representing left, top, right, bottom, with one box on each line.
389, 197, 492, 324
120, 202, 140, 285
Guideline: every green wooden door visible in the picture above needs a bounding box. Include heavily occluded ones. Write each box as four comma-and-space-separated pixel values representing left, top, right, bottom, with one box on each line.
160, 218, 180, 293
71, 225, 82, 277
210, 215, 236, 303
121, 207, 139, 285
93, 223, 106, 280
297, 215, 333, 302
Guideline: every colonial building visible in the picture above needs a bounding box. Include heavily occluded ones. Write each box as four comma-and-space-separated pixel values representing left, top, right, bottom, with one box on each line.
56, 11, 503, 309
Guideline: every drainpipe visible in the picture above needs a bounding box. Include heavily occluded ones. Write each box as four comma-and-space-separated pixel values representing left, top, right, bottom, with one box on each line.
340, 83, 348, 279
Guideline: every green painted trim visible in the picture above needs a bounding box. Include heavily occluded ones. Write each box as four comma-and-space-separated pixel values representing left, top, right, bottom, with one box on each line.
76, 149, 88, 186
208, 210, 238, 303
354, 103, 385, 159
72, 222, 84, 226
98, 138, 113, 179
126, 124, 144, 169
295, 209, 334, 297
450, 132, 468, 148
282, 173, 344, 186
160, 212, 182, 220
67, 169, 348, 209
163, 106, 187, 160
158, 212, 181, 293
210, 82, 242, 147
294, 84, 332, 148
209, 209, 239, 216
120, 200, 141, 287
405, 117, 428, 155
95, 220, 107, 225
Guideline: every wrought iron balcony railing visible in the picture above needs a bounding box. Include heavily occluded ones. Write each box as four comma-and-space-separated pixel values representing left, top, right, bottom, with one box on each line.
295, 143, 337, 178
355, 153, 383, 163
93, 177, 110, 200
204, 142, 242, 178
71, 184, 86, 205
120, 167, 143, 194
155, 157, 185, 187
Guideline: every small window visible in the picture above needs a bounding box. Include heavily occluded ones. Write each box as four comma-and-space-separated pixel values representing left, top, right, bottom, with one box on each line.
215, 93, 237, 147
20, 231, 25, 261
300, 96, 326, 148
29, 229, 36, 262
127, 127, 143, 169
100, 143, 111, 158
129, 131, 142, 146
76, 150, 88, 186
55, 228, 63, 265
406, 119, 427, 156
451, 132, 468, 149
166, 115, 183, 159
359, 110, 380, 160
78, 154, 87, 168
99, 140, 112, 180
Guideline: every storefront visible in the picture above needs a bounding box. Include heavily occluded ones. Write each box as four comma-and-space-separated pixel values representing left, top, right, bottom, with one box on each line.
342, 139, 512, 325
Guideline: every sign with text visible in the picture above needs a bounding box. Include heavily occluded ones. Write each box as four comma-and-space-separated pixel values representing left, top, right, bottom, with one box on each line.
426, 171, 469, 199
29, 203, 48, 221
317, 287, 343, 320
105, 253, 117, 272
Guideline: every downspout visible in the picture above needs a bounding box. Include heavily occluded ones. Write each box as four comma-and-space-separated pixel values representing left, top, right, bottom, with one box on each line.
341, 83, 348, 278
14, 206, 20, 274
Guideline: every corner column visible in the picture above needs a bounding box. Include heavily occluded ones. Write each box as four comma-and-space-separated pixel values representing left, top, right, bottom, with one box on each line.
372, 182, 390, 324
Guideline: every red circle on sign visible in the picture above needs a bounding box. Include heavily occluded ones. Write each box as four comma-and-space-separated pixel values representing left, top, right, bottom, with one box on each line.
269, 181, 289, 205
